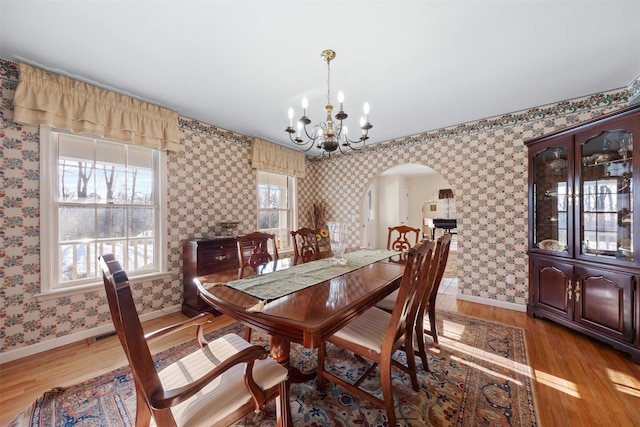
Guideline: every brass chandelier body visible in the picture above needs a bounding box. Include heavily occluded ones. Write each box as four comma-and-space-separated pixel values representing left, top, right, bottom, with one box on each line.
285, 50, 372, 154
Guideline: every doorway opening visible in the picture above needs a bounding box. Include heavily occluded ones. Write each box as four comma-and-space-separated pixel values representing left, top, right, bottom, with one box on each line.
359, 162, 458, 285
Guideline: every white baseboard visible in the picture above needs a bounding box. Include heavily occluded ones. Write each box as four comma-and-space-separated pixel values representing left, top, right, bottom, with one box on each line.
456, 293, 527, 312
0, 305, 182, 364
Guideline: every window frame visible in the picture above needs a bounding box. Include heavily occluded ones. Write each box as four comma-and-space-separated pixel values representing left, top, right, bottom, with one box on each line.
38, 126, 169, 299
256, 170, 297, 251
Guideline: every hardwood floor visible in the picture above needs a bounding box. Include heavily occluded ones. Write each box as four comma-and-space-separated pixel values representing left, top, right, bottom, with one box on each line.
1, 294, 639, 426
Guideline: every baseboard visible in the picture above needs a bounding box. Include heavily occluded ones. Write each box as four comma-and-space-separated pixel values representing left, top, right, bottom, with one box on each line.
456, 293, 527, 312
0, 305, 182, 364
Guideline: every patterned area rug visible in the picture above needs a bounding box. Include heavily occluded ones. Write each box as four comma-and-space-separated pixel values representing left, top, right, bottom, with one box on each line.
10, 311, 538, 426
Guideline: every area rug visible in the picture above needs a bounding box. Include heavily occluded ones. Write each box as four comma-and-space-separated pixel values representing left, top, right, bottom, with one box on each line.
10, 311, 538, 426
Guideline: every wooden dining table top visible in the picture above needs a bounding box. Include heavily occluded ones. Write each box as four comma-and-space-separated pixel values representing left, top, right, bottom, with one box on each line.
195, 256, 405, 349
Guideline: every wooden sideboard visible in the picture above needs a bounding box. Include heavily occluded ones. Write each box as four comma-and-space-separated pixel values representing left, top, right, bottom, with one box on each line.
182, 237, 239, 316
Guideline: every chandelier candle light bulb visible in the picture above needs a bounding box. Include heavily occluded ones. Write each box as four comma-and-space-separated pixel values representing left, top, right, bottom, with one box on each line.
285, 49, 373, 154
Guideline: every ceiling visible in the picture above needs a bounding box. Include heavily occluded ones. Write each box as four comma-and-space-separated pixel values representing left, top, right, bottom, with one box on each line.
1, 1, 639, 157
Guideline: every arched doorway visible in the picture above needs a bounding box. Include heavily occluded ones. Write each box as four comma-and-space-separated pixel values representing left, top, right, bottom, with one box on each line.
360, 162, 456, 249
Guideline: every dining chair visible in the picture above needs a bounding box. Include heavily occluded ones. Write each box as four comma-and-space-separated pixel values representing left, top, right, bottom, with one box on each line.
316, 240, 436, 427
417, 233, 452, 352
236, 231, 279, 341
98, 254, 292, 427
237, 231, 279, 277
375, 234, 452, 367
387, 225, 421, 263
290, 227, 321, 264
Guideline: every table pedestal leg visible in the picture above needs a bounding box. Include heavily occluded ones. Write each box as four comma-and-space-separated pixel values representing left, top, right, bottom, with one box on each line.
269, 335, 316, 384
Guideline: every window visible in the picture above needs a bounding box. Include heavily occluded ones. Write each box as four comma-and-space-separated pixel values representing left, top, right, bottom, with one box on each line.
40, 127, 167, 294
257, 171, 296, 250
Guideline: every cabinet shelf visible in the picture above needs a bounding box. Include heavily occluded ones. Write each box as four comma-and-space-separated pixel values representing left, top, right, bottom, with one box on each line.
583, 156, 633, 168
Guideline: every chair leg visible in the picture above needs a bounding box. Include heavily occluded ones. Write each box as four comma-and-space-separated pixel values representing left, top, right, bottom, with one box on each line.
134, 386, 152, 427
404, 336, 420, 391
150, 408, 176, 427
244, 326, 252, 342
275, 379, 293, 427
415, 313, 429, 371
380, 357, 397, 427
428, 305, 439, 348
316, 342, 326, 390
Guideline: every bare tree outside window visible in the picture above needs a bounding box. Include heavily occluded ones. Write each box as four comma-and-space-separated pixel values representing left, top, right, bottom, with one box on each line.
53, 132, 160, 286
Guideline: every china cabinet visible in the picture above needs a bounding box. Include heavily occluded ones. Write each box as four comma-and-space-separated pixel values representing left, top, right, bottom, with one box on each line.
526, 104, 640, 363
182, 237, 238, 316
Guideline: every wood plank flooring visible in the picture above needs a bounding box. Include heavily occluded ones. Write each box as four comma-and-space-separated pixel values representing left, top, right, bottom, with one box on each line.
1, 293, 639, 426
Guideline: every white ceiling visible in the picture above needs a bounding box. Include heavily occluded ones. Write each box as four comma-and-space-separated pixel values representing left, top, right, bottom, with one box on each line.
1, 1, 639, 157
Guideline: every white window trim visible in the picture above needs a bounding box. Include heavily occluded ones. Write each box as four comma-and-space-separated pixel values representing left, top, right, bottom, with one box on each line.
37, 126, 168, 298
256, 170, 298, 252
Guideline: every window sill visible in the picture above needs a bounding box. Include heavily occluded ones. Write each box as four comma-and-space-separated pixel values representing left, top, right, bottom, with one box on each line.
35, 271, 172, 301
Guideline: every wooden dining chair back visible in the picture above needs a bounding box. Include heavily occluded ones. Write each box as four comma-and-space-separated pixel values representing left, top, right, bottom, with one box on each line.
387, 225, 421, 263
236, 232, 279, 340
99, 254, 291, 427
387, 225, 421, 251
237, 231, 279, 276
416, 233, 452, 354
316, 240, 436, 427
290, 227, 320, 264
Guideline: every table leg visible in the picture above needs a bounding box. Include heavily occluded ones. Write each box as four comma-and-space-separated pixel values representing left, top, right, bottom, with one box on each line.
269, 335, 316, 384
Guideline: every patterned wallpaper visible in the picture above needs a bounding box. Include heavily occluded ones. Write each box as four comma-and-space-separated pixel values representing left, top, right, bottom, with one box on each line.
300, 93, 630, 306
0, 56, 632, 355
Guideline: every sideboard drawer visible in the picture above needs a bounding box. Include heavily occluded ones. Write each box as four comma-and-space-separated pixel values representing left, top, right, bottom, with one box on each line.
183, 237, 239, 316
199, 243, 236, 269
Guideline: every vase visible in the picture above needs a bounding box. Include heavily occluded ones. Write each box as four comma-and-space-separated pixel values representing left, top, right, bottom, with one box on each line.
327, 221, 348, 264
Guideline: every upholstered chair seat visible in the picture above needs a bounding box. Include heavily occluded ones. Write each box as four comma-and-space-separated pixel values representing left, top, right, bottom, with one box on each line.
158, 333, 288, 426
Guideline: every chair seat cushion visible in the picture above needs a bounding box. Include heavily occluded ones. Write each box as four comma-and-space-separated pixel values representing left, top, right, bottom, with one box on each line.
375, 289, 398, 312
158, 333, 287, 427
331, 307, 392, 354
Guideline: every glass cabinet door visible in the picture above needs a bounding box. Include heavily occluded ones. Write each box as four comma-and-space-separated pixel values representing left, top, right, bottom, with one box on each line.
578, 129, 633, 262
532, 143, 570, 254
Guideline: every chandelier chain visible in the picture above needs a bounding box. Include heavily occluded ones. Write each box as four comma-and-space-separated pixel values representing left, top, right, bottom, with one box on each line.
326, 59, 331, 106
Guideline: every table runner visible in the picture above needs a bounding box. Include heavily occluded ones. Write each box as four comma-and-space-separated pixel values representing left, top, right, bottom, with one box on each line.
224, 249, 400, 301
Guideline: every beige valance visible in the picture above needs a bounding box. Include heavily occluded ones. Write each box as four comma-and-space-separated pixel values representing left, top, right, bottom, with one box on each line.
251, 138, 306, 178
13, 63, 181, 151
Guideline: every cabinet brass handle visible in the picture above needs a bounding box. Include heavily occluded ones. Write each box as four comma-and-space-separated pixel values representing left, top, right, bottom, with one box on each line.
567, 280, 572, 300
215, 255, 226, 261
575, 281, 581, 302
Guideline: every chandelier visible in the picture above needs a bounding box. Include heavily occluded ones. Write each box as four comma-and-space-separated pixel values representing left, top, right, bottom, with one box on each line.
285, 49, 372, 154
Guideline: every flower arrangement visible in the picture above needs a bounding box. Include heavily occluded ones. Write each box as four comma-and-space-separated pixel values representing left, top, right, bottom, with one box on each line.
310, 201, 330, 251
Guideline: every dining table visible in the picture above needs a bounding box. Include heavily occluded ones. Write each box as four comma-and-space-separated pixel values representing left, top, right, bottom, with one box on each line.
195, 249, 404, 383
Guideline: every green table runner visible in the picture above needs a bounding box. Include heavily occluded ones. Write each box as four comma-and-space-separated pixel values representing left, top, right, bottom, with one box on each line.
225, 249, 400, 301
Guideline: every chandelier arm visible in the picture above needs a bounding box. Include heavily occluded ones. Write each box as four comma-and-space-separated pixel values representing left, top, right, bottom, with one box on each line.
287, 132, 318, 152
301, 122, 319, 141
334, 121, 369, 148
